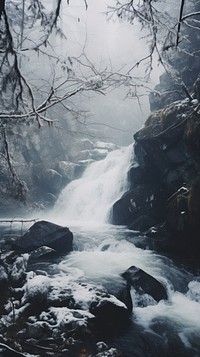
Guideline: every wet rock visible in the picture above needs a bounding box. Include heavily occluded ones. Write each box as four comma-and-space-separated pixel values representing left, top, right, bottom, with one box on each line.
90, 148, 109, 160
45, 169, 63, 193
90, 300, 129, 325
0, 264, 9, 313
43, 192, 58, 206
149, 72, 182, 111
0, 264, 8, 289
128, 165, 159, 188
35, 307, 94, 339
48, 279, 129, 320
46, 279, 129, 333
13, 220, 73, 255
71, 140, 117, 163
112, 97, 200, 262
28, 246, 57, 262
128, 215, 157, 232
10, 254, 29, 288
122, 266, 168, 302
145, 223, 172, 252
93, 342, 122, 357
47, 284, 75, 308
112, 184, 166, 231
103, 278, 133, 313
89, 285, 129, 326
96, 341, 109, 353
17, 321, 51, 340
33, 166, 66, 197
72, 138, 94, 152
55, 161, 79, 181
6, 275, 50, 320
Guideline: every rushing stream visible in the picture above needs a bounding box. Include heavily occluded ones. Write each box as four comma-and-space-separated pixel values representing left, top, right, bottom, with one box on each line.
43, 145, 200, 357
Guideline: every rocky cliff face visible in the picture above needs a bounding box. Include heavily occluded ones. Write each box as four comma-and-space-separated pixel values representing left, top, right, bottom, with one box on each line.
112, 97, 200, 260
0, 122, 117, 215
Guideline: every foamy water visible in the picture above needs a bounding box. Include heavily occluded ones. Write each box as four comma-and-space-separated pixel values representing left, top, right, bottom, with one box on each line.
49, 145, 133, 225
43, 144, 200, 355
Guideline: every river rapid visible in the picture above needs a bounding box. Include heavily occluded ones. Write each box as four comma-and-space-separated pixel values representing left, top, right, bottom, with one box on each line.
40, 144, 200, 356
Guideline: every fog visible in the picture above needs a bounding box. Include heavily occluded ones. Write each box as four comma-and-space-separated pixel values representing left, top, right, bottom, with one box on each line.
24, 0, 163, 146
52, 0, 163, 145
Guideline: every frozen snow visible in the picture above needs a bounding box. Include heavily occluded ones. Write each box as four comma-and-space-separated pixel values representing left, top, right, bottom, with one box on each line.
24, 275, 50, 301
11, 254, 29, 281
187, 281, 200, 303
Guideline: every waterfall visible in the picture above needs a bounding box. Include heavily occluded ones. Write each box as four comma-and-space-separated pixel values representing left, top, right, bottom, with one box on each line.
43, 144, 200, 357
52, 145, 133, 225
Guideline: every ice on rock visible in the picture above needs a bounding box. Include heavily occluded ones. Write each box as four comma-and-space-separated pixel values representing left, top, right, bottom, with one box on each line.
187, 281, 200, 303
24, 275, 50, 302
11, 254, 29, 282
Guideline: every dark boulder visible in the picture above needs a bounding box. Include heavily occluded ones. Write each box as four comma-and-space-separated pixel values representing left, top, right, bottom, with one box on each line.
94, 342, 121, 356
0, 264, 9, 313
0, 264, 8, 289
33, 167, 64, 195
28, 245, 57, 262
128, 165, 159, 188
133, 100, 200, 189
13, 220, 73, 255
90, 300, 129, 325
111, 98, 200, 263
133, 103, 196, 195
122, 266, 168, 302
112, 184, 166, 231
17, 321, 51, 340
165, 183, 200, 256
103, 278, 133, 313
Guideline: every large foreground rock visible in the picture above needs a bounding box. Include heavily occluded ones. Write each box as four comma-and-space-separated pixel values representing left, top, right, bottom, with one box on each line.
3, 273, 129, 344
13, 220, 73, 255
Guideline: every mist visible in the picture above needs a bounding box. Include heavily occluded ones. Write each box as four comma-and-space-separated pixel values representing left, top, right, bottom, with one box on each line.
56, 0, 163, 145
20, 0, 164, 145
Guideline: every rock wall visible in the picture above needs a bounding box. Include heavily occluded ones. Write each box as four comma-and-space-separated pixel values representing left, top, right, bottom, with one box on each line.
0, 121, 117, 215
112, 97, 200, 259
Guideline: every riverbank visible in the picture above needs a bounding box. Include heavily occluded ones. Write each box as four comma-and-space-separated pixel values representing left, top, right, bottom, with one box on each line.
0, 220, 200, 357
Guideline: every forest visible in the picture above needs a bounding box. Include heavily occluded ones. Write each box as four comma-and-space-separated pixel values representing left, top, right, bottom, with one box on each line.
0, 1, 200, 356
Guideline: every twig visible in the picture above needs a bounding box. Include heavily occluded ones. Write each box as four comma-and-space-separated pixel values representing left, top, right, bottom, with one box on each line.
176, 0, 186, 46
0, 343, 28, 356
0, 219, 38, 224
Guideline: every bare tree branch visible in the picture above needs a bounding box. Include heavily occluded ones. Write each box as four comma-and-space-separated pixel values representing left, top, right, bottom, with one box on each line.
176, 0, 186, 46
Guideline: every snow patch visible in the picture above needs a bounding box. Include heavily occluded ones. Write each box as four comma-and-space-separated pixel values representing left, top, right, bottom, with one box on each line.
11, 254, 29, 281
24, 275, 50, 301
187, 281, 200, 303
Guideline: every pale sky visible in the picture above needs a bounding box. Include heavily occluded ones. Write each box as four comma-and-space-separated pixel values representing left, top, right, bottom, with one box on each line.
61, 0, 157, 73
58, 0, 164, 144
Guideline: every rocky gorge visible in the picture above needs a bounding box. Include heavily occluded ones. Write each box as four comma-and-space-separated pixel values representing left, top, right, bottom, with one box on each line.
1, 0, 200, 355
1, 75, 200, 356
1, 39, 200, 357
112, 89, 200, 265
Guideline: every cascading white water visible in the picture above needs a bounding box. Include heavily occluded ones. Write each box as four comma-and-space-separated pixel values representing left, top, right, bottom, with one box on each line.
52, 145, 133, 225
45, 143, 200, 356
